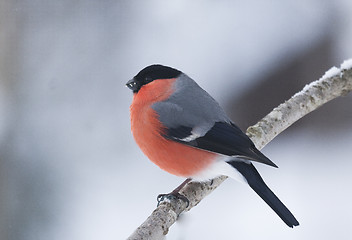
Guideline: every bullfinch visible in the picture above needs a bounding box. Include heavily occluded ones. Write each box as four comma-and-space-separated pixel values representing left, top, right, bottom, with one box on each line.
126, 64, 299, 228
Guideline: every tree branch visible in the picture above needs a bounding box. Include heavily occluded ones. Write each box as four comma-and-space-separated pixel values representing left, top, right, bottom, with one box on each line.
127, 59, 352, 240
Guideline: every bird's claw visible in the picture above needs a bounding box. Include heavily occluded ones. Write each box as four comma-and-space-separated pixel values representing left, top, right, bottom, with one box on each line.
157, 192, 190, 208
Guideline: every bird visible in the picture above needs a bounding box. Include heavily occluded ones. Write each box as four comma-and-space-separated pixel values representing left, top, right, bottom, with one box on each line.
126, 64, 299, 228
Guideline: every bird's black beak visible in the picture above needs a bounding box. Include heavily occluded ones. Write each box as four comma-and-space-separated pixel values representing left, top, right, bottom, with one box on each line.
126, 78, 140, 93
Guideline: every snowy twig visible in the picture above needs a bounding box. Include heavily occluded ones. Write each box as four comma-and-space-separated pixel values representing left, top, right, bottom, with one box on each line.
127, 59, 352, 240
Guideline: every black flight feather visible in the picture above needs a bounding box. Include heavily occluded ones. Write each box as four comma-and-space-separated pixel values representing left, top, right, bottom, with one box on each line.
163, 122, 278, 168
228, 161, 299, 227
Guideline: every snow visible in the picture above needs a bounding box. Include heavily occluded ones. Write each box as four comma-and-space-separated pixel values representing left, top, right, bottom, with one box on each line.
321, 66, 341, 80
293, 79, 318, 98
293, 57, 352, 99
341, 58, 352, 70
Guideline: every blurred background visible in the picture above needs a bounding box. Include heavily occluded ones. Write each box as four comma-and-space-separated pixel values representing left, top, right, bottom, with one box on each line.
1, 1, 352, 239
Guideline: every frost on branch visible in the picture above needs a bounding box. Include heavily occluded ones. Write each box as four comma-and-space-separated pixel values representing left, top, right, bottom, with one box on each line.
247, 58, 352, 149
128, 59, 352, 240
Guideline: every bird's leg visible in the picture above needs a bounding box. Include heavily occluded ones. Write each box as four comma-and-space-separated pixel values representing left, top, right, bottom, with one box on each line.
157, 178, 192, 207
171, 178, 192, 193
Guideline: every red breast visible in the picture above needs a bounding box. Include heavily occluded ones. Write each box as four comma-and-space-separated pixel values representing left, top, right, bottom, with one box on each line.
130, 78, 216, 177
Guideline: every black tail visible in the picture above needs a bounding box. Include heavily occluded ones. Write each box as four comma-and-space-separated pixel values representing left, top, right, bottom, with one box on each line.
228, 161, 299, 228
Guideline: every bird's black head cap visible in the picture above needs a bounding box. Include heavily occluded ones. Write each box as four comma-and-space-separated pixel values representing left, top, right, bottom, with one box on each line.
126, 64, 181, 93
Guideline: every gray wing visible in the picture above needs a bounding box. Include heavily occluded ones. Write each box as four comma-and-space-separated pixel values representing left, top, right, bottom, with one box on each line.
151, 74, 277, 167
152, 73, 230, 137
